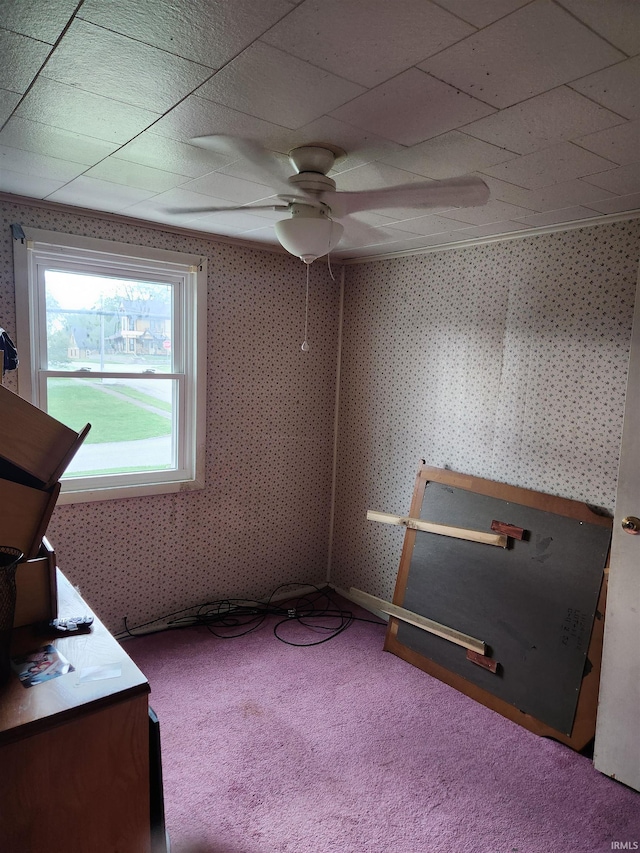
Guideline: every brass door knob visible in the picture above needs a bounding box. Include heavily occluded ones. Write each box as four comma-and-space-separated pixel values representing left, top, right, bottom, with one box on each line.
621, 516, 640, 534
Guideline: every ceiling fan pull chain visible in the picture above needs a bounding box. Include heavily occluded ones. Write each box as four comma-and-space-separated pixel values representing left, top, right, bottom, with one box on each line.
301, 262, 310, 353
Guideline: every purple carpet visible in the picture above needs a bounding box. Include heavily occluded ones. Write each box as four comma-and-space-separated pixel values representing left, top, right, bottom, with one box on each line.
126, 601, 640, 853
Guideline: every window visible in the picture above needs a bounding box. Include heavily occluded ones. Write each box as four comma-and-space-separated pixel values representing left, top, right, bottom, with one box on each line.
13, 228, 206, 504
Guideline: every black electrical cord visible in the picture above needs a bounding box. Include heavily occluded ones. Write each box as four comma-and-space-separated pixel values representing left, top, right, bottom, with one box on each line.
115, 583, 386, 646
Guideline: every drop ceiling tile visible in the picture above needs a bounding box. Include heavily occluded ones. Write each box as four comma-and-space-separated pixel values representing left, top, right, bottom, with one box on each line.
113, 133, 233, 178
189, 209, 280, 232
582, 163, 640, 195
474, 174, 541, 209
261, 0, 475, 88
42, 20, 214, 113
85, 159, 189, 193
229, 225, 279, 244
420, 0, 624, 109
358, 224, 437, 247
0, 117, 119, 165
575, 120, 640, 166
0, 90, 22, 127
47, 176, 156, 211
556, 0, 640, 56
381, 213, 477, 236
1, 0, 78, 43
182, 172, 275, 204
482, 142, 617, 189
0, 144, 88, 182
16, 77, 160, 144
514, 206, 600, 227
586, 192, 640, 215
432, 0, 532, 28
442, 199, 534, 225
521, 179, 617, 212
0, 30, 51, 94
0, 169, 66, 198
570, 57, 640, 121
462, 87, 624, 155
461, 221, 529, 238
347, 210, 400, 227
79, 0, 294, 68
330, 68, 495, 147
379, 130, 517, 178
151, 96, 297, 154
197, 41, 364, 130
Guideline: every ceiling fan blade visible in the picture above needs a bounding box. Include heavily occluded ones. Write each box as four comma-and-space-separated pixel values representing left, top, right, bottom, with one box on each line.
340, 215, 390, 247
189, 135, 293, 194
324, 176, 490, 217
166, 203, 288, 215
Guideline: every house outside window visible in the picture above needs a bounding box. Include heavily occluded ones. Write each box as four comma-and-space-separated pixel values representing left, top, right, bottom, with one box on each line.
13, 228, 207, 504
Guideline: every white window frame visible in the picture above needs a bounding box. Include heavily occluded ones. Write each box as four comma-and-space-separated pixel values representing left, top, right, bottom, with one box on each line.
13, 227, 206, 504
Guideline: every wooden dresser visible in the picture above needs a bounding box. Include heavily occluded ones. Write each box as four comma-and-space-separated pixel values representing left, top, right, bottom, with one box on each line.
0, 570, 151, 853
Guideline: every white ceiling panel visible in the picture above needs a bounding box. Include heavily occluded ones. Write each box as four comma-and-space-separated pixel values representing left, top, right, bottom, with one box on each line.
587, 192, 640, 216
569, 57, 640, 121
514, 206, 601, 227
1, 0, 638, 261
85, 159, 190, 193
442, 199, 535, 225
519, 179, 617, 212
576, 120, 640, 167
432, 0, 532, 28
0, 91, 23, 127
420, 0, 624, 109
379, 131, 517, 178
15, 77, 160, 143
113, 134, 233, 178
261, 0, 475, 88
330, 69, 495, 146
46, 175, 157, 210
382, 213, 480, 236
41, 20, 214, 113
150, 96, 297, 154
197, 42, 365, 130
0, 0, 79, 44
582, 164, 640, 196
0, 117, 119, 165
181, 172, 276, 204
462, 221, 529, 238
0, 170, 66, 198
462, 87, 624, 155
0, 30, 51, 94
0, 144, 87, 182
556, 0, 640, 56
481, 142, 617, 189
474, 175, 540, 210
79, 0, 295, 68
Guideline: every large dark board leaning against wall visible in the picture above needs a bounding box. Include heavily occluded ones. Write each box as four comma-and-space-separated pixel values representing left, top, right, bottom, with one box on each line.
386, 466, 611, 741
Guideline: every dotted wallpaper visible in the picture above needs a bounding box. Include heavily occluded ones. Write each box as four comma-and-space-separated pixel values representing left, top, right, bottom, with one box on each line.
330, 221, 640, 601
0, 199, 340, 631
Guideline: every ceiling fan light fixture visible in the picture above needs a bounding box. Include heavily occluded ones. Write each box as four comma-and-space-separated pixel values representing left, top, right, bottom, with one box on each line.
275, 205, 344, 264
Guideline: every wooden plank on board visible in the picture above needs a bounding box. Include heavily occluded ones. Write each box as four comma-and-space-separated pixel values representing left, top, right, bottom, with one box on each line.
367, 510, 508, 547
349, 587, 486, 655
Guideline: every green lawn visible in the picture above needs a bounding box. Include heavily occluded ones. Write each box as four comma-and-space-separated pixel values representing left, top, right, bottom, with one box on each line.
47, 379, 172, 443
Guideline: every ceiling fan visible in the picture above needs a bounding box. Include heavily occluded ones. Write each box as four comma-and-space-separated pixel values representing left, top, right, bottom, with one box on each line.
169, 136, 490, 263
